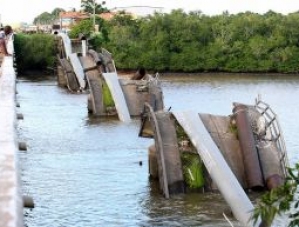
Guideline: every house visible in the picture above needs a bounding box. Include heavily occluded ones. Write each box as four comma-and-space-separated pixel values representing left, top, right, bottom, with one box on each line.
98, 12, 116, 20
58, 11, 118, 32
59, 11, 90, 32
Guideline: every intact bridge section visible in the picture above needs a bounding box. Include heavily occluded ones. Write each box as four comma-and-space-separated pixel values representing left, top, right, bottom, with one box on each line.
0, 56, 24, 227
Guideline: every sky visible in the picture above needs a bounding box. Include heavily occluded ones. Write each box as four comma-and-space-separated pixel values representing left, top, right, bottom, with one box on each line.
1, 0, 299, 25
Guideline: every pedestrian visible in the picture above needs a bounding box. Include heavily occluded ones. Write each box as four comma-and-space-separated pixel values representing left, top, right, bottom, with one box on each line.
0, 25, 13, 56
0, 27, 5, 39
4, 25, 14, 55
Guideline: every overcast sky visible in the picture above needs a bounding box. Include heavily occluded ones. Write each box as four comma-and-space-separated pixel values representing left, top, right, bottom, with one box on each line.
1, 0, 299, 24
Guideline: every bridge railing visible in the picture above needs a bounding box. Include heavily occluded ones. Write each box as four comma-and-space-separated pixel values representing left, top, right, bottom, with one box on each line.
254, 96, 289, 177
0, 56, 24, 227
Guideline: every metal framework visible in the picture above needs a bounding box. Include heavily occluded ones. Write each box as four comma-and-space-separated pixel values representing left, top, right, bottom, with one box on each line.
254, 95, 289, 177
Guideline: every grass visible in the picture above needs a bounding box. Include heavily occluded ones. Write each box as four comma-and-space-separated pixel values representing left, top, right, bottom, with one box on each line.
181, 153, 205, 189
102, 81, 115, 107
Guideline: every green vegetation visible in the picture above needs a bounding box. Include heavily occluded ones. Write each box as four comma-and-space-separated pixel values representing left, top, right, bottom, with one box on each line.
14, 33, 55, 73
102, 81, 114, 107
68, 17, 109, 52
175, 120, 204, 189
33, 8, 65, 25
68, 19, 94, 38
252, 164, 299, 227
181, 153, 205, 189
99, 10, 299, 73
176, 122, 190, 141
16, 8, 299, 73
81, 0, 109, 14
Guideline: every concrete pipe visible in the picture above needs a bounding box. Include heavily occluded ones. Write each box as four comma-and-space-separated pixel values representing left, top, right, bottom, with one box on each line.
233, 104, 264, 189
23, 195, 34, 208
257, 141, 284, 190
18, 141, 27, 151
88, 49, 102, 65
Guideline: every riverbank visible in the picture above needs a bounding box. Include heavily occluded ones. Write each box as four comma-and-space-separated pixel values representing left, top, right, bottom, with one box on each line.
117, 70, 299, 79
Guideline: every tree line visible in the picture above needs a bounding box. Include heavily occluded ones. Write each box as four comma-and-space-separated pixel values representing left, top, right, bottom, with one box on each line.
33, 0, 108, 25
28, 3, 299, 74
97, 10, 299, 73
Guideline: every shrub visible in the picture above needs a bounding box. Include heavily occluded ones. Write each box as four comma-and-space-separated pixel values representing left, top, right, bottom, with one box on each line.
14, 33, 55, 73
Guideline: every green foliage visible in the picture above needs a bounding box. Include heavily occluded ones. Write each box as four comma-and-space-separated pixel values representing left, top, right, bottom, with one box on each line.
175, 121, 204, 189
88, 17, 109, 51
176, 122, 189, 141
68, 16, 109, 51
51, 8, 66, 17
101, 10, 299, 73
252, 164, 299, 227
109, 12, 136, 27
68, 19, 93, 39
181, 153, 204, 189
14, 33, 55, 73
33, 8, 65, 24
102, 81, 114, 107
89, 32, 105, 51
81, 0, 109, 14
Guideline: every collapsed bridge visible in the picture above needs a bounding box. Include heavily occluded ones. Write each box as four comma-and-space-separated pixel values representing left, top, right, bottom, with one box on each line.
139, 97, 288, 226
55, 33, 164, 122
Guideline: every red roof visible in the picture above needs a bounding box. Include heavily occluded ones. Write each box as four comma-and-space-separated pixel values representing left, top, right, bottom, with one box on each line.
59, 11, 116, 21
59, 12, 90, 19
98, 12, 116, 20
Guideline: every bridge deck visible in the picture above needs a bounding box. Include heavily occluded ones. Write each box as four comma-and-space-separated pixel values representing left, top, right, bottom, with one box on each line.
0, 56, 24, 227
102, 72, 131, 122
173, 111, 256, 227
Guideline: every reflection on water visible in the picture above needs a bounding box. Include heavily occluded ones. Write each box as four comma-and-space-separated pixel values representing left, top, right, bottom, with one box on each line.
17, 74, 299, 227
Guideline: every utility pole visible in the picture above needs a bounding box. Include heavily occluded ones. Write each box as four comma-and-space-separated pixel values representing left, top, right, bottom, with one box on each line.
93, 0, 96, 32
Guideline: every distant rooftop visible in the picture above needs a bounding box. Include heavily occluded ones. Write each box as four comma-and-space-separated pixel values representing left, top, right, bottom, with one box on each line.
59, 12, 90, 19
99, 12, 117, 20
111, 6, 165, 16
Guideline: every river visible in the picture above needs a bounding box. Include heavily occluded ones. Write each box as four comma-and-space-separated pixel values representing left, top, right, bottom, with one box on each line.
17, 73, 299, 227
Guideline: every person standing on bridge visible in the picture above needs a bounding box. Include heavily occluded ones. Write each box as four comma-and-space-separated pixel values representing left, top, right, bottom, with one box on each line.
4, 25, 14, 55
0, 27, 9, 56
0, 27, 5, 39
0, 25, 13, 56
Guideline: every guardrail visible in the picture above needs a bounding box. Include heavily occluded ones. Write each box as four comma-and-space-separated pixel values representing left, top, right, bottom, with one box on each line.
254, 96, 289, 177
0, 56, 24, 227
